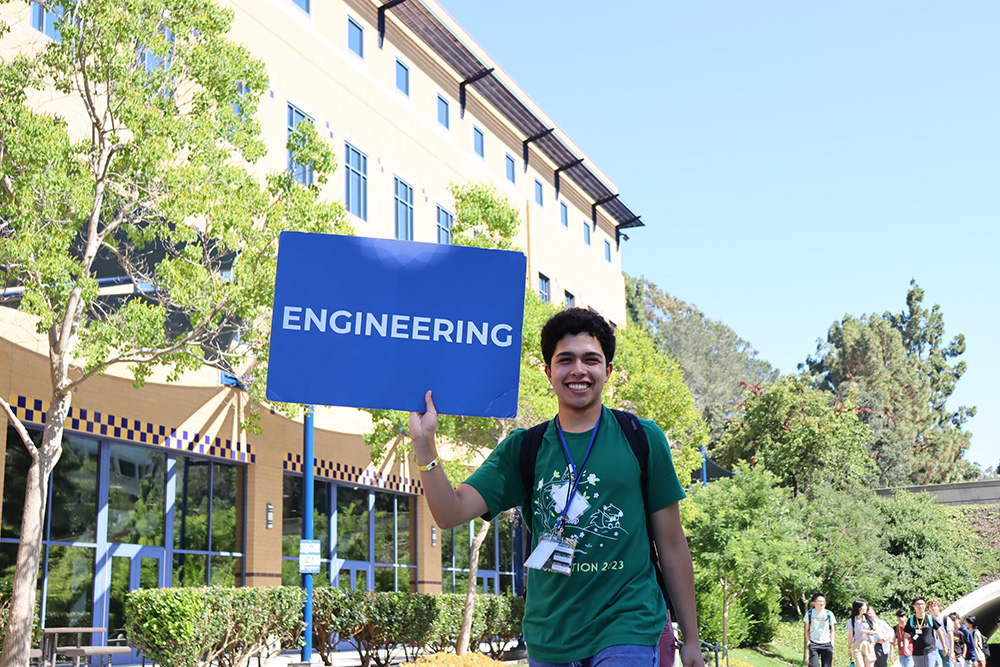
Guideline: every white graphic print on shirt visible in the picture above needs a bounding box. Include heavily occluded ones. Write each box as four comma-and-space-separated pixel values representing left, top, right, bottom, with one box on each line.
535, 465, 630, 555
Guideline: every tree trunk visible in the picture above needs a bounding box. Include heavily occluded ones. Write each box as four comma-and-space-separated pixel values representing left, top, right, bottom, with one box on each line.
456, 519, 491, 656
0, 394, 70, 667
721, 579, 729, 650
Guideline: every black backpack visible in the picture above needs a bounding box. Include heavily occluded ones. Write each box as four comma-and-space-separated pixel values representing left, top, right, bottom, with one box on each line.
517, 409, 673, 613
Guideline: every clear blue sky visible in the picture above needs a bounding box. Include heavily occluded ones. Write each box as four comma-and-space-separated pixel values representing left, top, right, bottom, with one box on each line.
440, 1, 1000, 472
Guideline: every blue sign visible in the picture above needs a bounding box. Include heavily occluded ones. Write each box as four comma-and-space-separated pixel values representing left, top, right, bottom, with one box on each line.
266, 232, 526, 418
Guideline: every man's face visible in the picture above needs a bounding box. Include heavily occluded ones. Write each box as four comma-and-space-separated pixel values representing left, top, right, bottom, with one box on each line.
545, 333, 611, 416
914, 600, 927, 617
813, 596, 826, 611
897, 615, 907, 627
929, 602, 941, 616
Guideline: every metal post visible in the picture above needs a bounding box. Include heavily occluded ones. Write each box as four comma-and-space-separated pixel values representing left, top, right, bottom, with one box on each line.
302, 405, 315, 664
701, 446, 708, 487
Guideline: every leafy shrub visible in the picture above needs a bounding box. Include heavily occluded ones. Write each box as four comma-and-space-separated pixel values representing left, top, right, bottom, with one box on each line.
425, 594, 466, 654
313, 587, 366, 665
474, 594, 523, 659
126, 588, 211, 667
125, 586, 304, 667
0, 582, 42, 648
126, 586, 525, 666
696, 580, 751, 648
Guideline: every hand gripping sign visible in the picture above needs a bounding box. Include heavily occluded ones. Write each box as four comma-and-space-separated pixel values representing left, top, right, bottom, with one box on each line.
266, 232, 527, 418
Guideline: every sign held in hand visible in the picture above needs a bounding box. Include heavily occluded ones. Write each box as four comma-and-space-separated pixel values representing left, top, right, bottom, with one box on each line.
266, 232, 526, 418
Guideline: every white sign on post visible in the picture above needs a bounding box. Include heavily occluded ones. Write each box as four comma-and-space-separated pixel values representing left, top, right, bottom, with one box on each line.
299, 539, 321, 574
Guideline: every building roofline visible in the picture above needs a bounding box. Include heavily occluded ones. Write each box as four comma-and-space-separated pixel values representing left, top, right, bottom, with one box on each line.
375, 0, 646, 235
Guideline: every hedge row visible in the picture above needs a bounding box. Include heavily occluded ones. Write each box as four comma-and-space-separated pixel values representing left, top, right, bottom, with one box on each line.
125, 586, 305, 667
125, 586, 524, 667
313, 588, 523, 667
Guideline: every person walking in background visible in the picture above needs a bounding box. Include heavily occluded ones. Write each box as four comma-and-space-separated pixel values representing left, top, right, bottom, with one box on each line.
804, 593, 836, 667
929, 599, 954, 667
849, 600, 880, 667
965, 616, 985, 667
951, 613, 972, 667
871, 608, 895, 667
907, 597, 948, 667
897, 610, 916, 667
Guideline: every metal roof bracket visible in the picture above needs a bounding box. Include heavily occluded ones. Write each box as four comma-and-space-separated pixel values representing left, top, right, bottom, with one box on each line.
554, 158, 584, 198
459, 68, 494, 118
522, 128, 554, 172
592, 194, 619, 228
378, 0, 409, 49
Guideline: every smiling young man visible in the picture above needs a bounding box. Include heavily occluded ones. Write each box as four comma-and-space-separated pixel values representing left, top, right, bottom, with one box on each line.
410, 308, 703, 667
906, 597, 948, 667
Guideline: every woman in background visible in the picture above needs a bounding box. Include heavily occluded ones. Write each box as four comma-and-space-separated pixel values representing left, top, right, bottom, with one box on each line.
848, 600, 879, 667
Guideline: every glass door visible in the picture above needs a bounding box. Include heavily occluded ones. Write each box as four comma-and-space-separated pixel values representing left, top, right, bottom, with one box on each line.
107, 544, 165, 664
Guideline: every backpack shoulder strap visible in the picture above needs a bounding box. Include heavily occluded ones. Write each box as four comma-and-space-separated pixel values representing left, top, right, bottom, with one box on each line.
519, 420, 550, 506
611, 409, 673, 612
611, 409, 650, 491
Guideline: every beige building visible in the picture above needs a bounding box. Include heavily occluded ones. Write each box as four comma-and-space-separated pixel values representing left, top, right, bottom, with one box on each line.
0, 0, 646, 653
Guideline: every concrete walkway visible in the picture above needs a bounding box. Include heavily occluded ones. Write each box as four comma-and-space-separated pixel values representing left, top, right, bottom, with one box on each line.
112, 644, 525, 666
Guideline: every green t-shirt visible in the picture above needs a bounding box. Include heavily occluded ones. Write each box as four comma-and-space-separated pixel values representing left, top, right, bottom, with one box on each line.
465, 406, 686, 662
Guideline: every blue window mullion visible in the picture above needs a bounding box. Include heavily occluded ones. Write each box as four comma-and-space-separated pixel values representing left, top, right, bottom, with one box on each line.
93, 440, 112, 644
164, 457, 176, 587
206, 462, 214, 584
367, 491, 375, 590
331, 483, 340, 587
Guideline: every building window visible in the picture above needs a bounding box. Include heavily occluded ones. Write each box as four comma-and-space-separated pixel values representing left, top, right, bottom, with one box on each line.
233, 81, 250, 118
473, 127, 485, 158
538, 273, 550, 303
604, 239, 612, 262
287, 104, 313, 186
394, 177, 414, 241
140, 28, 174, 75
32, 3, 60, 41
348, 17, 363, 59
565, 291, 575, 307
534, 180, 543, 206
441, 514, 517, 595
396, 60, 409, 96
583, 223, 591, 246
345, 142, 367, 221
293, 0, 309, 13
1, 425, 247, 632
505, 154, 515, 184
281, 476, 416, 591
560, 202, 568, 227
437, 95, 449, 129
437, 206, 453, 244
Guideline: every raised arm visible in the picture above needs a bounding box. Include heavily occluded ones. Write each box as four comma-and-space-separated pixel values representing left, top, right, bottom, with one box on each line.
410, 390, 488, 529
650, 502, 704, 667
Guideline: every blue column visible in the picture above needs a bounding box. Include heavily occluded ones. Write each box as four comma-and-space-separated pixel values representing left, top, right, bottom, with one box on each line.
302, 405, 315, 663
701, 446, 708, 487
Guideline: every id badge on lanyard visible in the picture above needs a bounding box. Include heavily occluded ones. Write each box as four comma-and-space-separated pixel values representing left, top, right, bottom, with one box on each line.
524, 412, 601, 576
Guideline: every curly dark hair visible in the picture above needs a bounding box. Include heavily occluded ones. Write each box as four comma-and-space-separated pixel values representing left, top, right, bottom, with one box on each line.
540, 307, 616, 366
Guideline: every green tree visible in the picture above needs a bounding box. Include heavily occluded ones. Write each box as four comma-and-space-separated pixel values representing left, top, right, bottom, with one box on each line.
874, 490, 980, 610
786, 485, 892, 616
714, 377, 878, 496
0, 1, 349, 662
682, 466, 808, 647
364, 182, 550, 656
625, 275, 778, 444
606, 323, 708, 475
806, 281, 977, 483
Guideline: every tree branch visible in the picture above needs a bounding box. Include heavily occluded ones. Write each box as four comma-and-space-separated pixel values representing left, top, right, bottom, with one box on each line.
0, 396, 39, 463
